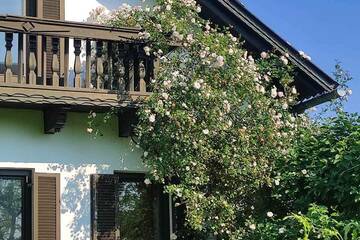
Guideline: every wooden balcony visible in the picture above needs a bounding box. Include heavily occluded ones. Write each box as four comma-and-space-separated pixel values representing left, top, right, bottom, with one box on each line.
0, 15, 154, 112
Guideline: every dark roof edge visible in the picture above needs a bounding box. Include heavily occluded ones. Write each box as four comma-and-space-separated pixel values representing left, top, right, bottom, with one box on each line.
292, 89, 346, 113
214, 0, 339, 93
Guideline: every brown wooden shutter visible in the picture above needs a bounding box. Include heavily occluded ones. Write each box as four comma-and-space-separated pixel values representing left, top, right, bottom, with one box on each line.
91, 174, 118, 240
34, 173, 60, 240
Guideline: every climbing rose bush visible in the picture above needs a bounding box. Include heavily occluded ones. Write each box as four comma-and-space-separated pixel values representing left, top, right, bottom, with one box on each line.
96, 0, 301, 238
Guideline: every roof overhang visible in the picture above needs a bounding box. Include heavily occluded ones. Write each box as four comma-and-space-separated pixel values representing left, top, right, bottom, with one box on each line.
197, 0, 340, 111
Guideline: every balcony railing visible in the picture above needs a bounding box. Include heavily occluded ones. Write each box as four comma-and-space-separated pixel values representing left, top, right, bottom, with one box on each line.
0, 15, 155, 110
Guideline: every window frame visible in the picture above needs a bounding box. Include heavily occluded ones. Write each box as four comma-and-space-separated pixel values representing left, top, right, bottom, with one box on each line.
115, 171, 171, 240
114, 172, 159, 239
0, 168, 33, 240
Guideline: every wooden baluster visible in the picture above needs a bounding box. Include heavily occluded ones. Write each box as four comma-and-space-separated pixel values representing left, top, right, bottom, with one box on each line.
139, 59, 146, 93
37, 35, 43, 82
118, 61, 125, 92
145, 57, 155, 92
96, 41, 104, 89
73, 39, 81, 88
52, 38, 60, 87
42, 36, 47, 86
85, 40, 91, 89
4, 33, 13, 83
126, 45, 135, 92
17, 33, 24, 84
28, 35, 37, 85
107, 42, 113, 90
117, 43, 127, 93
63, 38, 69, 87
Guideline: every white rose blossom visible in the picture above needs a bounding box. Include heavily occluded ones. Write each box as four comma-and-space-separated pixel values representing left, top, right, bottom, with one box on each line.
144, 178, 151, 185
249, 224, 256, 230
271, 86, 277, 98
149, 114, 156, 123
280, 56, 289, 65
260, 51, 268, 59
267, 212, 274, 218
278, 91, 284, 98
193, 81, 201, 89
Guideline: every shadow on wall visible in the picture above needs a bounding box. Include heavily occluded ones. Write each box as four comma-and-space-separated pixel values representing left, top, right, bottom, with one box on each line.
47, 163, 110, 240
97, 0, 154, 10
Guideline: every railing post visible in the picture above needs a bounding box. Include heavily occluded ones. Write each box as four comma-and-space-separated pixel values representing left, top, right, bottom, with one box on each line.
29, 35, 37, 85
17, 33, 24, 84
139, 59, 146, 93
4, 33, 13, 83
85, 40, 91, 89
107, 42, 113, 90
126, 45, 135, 92
52, 38, 60, 87
42, 36, 48, 86
96, 41, 104, 89
73, 39, 81, 88
117, 43, 127, 93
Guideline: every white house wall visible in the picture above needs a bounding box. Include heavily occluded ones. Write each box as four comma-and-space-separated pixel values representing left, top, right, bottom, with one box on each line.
65, 0, 154, 22
0, 108, 145, 240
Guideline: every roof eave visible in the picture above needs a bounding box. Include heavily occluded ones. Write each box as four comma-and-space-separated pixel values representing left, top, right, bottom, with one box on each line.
198, 0, 340, 105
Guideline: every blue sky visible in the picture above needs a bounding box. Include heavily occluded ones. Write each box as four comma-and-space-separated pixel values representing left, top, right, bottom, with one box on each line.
241, 0, 360, 113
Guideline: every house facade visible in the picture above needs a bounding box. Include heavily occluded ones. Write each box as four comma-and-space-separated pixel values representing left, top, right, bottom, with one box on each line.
0, 0, 339, 240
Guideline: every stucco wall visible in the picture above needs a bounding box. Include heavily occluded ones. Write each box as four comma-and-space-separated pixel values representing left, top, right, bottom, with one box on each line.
0, 108, 145, 240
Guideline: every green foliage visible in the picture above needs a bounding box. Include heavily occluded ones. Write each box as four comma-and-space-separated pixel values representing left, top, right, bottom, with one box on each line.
245, 204, 360, 240
88, 1, 360, 239
273, 112, 360, 217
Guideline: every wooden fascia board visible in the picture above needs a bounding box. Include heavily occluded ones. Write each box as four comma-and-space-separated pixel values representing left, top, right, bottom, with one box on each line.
200, 0, 339, 95
0, 83, 150, 108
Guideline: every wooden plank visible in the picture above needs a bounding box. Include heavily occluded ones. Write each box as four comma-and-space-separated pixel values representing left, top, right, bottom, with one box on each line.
0, 15, 141, 41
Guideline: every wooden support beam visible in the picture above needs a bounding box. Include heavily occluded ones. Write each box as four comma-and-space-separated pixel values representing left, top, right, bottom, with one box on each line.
43, 107, 68, 134
118, 107, 139, 137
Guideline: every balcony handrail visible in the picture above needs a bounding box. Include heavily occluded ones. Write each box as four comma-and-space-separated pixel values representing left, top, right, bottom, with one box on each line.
0, 15, 142, 42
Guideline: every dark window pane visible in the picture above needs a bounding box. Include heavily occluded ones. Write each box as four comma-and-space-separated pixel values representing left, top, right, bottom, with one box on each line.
116, 181, 156, 240
0, 177, 24, 240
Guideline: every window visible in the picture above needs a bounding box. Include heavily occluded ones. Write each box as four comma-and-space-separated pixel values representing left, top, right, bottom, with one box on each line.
91, 173, 171, 240
0, 169, 32, 240
0, 170, 60, 240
